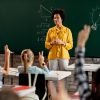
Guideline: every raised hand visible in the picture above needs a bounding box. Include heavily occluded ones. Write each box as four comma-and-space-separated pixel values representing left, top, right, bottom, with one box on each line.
3, 45, 11, 74
48, 80, 71, 100
77, 25, 91, 48
38, 52, 45, 68
4, 45, 10, 58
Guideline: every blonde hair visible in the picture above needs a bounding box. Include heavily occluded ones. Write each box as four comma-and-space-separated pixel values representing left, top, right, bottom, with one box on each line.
21, 49, 34, 73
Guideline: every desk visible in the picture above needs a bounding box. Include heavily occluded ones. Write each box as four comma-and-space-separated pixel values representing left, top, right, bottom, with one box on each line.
45, 71, 71, 80
3, 68, 71, 83
3, 69, 71, 100
67, 64, 100, 72
67, 64, 100, 91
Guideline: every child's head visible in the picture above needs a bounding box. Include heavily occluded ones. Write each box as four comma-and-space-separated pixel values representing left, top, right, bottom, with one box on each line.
0, 89, 21, 100
21, 49, 34, 66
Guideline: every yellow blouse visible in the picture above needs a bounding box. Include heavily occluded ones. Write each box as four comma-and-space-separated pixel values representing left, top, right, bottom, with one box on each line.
45, 25, 73, 60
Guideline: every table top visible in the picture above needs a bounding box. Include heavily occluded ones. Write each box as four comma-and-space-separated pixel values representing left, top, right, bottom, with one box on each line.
45, 71, 71, 80
67, 64, 100, 72
3, 68, 71, 80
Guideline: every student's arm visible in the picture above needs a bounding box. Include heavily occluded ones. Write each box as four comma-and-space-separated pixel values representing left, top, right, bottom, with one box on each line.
48, 80, 71, 100
75, 25, 91, 100
3, 45, 10, 75
32, 52, 50, 74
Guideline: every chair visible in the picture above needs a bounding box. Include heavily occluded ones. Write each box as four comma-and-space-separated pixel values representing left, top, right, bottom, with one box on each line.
19, 73, 47, 100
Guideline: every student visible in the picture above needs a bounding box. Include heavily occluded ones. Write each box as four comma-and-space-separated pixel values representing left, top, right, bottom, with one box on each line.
45, 9, 73, 71
0, 45, 10, 86
7, 49, 48, 100
75, 25, 100, 100
18, 49, 49, 74
0, 45, 10, 74
48, 80, 71, 100
0, 89, 21, 100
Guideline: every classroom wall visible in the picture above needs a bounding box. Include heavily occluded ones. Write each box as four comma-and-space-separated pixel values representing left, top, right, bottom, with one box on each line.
0, 0, 100, 57
0, 54, 99, 68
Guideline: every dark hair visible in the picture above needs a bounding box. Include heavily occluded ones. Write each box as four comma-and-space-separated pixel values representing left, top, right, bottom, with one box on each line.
51, 9, 65, 22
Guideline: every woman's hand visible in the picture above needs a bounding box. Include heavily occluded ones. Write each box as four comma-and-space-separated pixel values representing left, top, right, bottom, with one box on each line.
51, 38, 65, 45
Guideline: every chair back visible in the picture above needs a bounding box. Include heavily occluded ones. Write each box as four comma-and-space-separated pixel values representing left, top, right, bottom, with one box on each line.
19, 73, 47, 100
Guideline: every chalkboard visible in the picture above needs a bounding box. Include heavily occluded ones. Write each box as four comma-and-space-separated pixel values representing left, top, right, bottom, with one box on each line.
0, 0, 100, 57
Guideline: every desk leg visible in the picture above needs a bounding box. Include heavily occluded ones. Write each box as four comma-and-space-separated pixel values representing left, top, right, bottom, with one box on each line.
86, 71, 96, 92
2, 77, 4, 84
11, 77, 14, 85
85, 71, 89, 82
92, 72, 96, 93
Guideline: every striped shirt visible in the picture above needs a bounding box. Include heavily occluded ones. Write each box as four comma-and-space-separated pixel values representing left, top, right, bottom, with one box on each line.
75, 47, 92, 100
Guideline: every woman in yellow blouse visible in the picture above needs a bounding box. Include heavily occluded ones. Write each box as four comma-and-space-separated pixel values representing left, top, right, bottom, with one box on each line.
45, 9, 73, 71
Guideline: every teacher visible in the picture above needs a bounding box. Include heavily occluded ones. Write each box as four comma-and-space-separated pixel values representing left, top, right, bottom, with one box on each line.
45, 9, 73, 71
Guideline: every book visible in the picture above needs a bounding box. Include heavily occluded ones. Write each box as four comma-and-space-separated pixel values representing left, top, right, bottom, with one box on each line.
13, 85, 36, 97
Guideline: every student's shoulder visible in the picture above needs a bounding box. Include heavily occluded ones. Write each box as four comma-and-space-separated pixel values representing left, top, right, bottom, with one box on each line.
28, 66, 37, 70
28, 66, 40, 73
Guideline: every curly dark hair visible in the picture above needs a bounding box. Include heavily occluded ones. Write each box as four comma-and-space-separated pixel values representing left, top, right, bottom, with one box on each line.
51, 9, 65, 22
